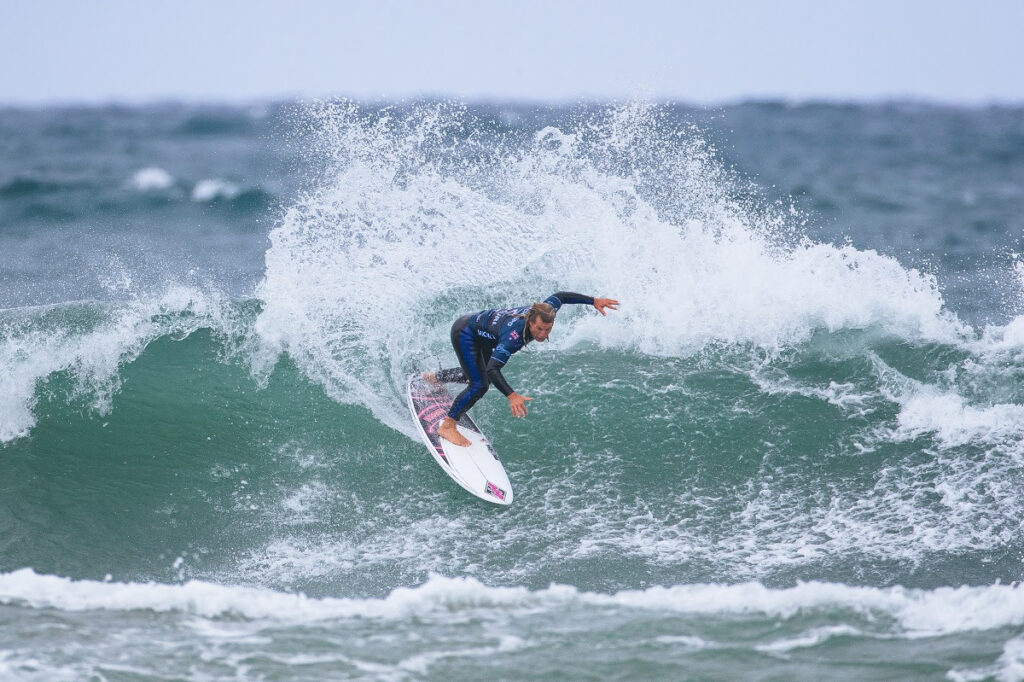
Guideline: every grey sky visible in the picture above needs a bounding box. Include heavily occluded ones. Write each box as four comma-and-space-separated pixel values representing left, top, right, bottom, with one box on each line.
2, 0, 1022, 105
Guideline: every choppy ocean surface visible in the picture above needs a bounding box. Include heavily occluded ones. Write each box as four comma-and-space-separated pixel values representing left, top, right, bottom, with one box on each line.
2, 99, 1024, 680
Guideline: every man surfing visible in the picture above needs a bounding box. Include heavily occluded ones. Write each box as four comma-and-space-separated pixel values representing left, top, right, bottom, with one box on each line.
426, 292, 619, 447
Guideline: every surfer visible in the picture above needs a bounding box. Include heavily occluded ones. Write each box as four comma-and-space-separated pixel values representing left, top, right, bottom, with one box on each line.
426, 292, 619, 447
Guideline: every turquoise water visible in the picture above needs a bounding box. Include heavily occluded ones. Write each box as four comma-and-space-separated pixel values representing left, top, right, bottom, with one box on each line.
2, 100, 1024, 680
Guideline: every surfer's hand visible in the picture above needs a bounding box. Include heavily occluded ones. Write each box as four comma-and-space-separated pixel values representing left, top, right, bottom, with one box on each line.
593, 297, 619, 315
508, 392, 532, 418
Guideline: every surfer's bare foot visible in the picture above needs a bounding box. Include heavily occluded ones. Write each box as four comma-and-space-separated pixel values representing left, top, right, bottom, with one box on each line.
438, 417, 470, 447
422, 371, 438, 385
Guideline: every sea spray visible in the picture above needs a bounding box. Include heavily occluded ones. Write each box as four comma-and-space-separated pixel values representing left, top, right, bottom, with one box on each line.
254, 101, 971, 434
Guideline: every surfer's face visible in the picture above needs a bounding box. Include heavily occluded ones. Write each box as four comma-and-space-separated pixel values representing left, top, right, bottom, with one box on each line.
529, 318, 554, 342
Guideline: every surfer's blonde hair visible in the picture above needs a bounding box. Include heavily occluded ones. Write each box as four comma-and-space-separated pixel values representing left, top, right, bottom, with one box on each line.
527, 302, 556, 324
523, 302, 556, 343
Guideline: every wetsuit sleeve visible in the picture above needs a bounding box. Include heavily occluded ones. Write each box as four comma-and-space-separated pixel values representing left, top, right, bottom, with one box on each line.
485, 356, 516, 397
485, 324, 525, 396
545, 291, 594, 311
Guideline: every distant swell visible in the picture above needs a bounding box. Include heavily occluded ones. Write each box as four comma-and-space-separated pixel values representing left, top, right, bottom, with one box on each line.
0, 177, 65, 197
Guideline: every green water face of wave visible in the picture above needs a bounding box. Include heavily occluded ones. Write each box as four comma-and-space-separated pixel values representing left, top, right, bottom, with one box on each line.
3, 312, 1023, 595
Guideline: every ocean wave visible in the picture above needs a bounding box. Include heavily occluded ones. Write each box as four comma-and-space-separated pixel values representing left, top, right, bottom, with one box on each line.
122, 167, 274, 213
0, 288, 242, 444
186, 181, 273, 212
3, 569, 1024, 636
130, 166, 175, 191
191, 178, 241, 202
950, 635, 1024, 682
0, 176, 66, 198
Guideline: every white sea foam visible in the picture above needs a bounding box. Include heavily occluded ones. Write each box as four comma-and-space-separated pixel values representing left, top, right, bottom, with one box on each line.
4, 569, 1024, 638
867, 352, 1024, 451
191, 178, 241, 202
894, 389, 1024, 448
992, 636, 1024, 682
746, 368, 880, 419
395, 634, 526, 675
654, 634, 715, 649
656, 342, 1023, 574
978, 314, 1024, 359
536, 428, 1017, 577
130, 166, 175, 191
950, 634, 1024, 682
278, 482, 331, 520
755, 624, 866, 653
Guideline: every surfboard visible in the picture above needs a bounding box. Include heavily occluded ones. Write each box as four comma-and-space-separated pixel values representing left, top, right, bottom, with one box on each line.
406, 374, 513, 505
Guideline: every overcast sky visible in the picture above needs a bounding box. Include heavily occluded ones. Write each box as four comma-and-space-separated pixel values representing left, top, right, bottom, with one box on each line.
2, 0, 1022, 105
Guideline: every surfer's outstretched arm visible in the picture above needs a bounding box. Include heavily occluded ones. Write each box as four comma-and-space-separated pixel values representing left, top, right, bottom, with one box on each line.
592, 297, 619, 315
546, 292, 619, 316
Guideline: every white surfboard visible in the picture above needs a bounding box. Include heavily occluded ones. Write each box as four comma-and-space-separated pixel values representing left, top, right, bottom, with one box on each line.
406, 374, 513, 505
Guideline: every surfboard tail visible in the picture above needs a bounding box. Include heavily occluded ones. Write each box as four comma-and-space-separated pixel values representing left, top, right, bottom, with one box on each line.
407, 375, 513, 505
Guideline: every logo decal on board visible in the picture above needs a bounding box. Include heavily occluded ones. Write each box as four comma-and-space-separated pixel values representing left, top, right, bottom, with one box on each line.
416, 404, 448, 432
484, 482, 507, 500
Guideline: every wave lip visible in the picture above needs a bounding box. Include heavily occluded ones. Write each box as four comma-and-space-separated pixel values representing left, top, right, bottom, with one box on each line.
0, 288, 236, 444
